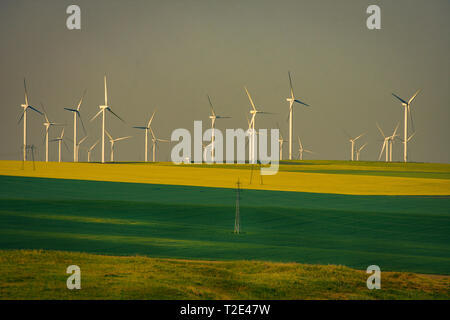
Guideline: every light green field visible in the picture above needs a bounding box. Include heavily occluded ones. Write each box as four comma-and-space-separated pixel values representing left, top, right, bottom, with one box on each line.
1, 250, 449, 300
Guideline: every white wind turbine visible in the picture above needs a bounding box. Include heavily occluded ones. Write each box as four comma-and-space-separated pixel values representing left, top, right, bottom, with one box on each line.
64, 90, 86, 162
348, 132, 365, 161
50, 128, 67, 163
149, 126, 170, 162
388, 122, 400, 162
207, 95, 230, 162
133, 110, 156, 162
105, 130, 131, 162
376, 123, 390, 162
245, 87, 273, 164
91, 76, 125, 163
75, 136, 88, 162
392, 89, 420, 162
286, 71, 310, 160
41, 103, 63, 162
87, 140, 99, 163
297, 136, 314, 160
356, 142, 368, 161
18, 79, 43, 161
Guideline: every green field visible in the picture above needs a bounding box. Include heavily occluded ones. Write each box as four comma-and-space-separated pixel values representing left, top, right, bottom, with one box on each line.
1, 249, 449, 300
0, 174, 449, 275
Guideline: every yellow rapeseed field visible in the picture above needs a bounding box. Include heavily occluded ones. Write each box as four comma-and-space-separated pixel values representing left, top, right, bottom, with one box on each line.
1, 160, 449, 195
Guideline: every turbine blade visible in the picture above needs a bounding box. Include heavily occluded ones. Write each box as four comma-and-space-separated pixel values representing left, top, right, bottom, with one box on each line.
376, 123, 386, 138
354, 132, 365, 141
28, 106, 43, 115
207, 94, 216, 117
408, 105, 415, 134
392, 93, 407, 104
133, 126, 147, 130
107, 108, 125, 123
148, 110, 156, 128
104, 76, 108, 106
24, 78, 29, 106
244, 87, 256, 111
378, 141, 386, 160
294, 99, 310, 107
288, 71, 294, 98
408, 89, 421, 104
17, 110, 25, 124
105, 130, 113, 141
78, 136, 87, 145
40, 103, 50, 123
77, 89, 87, 111
90, 109, 102, 122
115, 136, 132, 142
77, 111, 87, 134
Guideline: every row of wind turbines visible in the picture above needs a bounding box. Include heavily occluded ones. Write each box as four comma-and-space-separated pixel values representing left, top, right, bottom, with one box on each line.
345, 89, 420, 163
17, 73, 420, 164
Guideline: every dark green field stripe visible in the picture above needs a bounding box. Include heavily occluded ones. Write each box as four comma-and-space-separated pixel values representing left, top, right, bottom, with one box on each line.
0, 175, 448, 214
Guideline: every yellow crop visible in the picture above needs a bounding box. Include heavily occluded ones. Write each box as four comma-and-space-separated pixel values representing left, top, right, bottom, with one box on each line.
0, 160, 449, 195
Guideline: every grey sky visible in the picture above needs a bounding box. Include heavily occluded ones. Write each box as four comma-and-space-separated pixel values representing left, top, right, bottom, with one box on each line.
0, 0, 448, 163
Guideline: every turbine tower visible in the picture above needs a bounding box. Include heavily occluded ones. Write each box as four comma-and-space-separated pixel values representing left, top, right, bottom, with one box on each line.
392, 90, 420, 162
19, 79, 43, 161
348, 132, 365, 161
207, 95, 230, 162
91, 76, 125, 163
105, 130, 131, 162
41, 103, 62, 162
64, 90, 86, 162
133, 110, 156, 162
286, 71, 310, 160
87, 140, 99, 163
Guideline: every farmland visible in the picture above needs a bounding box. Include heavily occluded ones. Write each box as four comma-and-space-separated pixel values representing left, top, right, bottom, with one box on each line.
0, 160, 449, 299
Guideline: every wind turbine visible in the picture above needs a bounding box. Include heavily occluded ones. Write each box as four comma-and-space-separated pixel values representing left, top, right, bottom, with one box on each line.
75, 136, 88, 162
356, 142, 368, 161
133, 110, 156, 162
297, 136, 314, 160
207, 95, 230, 162
392, 89, 420, 162
41, 103, 62, 162
149, 127, 169, 162
244, 87, 272, 164
376, 123, 390, 162
18, 79, 43, 161
105, 130, 131, 162
50, 128, 67, 163
388, 122, 400, 162
286, 71, 310, 160
348, 132, 365, 161
64, 90, 86, 162
87, 140, 99, 163
91, 76, 125, 163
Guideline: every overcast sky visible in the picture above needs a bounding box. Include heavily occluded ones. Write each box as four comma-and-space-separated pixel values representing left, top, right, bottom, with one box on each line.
0, 0, 448, 163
